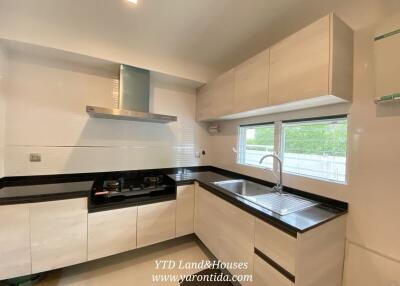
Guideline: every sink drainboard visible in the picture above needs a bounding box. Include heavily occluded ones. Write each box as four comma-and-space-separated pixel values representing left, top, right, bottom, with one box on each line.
247, 193, 319, 215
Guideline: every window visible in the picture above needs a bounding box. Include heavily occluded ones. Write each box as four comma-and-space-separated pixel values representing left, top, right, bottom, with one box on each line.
237, 124, 275, 168
281, 118, 348, 183
237, 116, 348, 184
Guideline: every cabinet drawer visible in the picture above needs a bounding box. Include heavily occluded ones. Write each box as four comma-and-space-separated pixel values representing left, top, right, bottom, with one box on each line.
254, 254, 294, 286
255, 218, 296, 275
137, 200, 176, 248
88, 206, 137, 260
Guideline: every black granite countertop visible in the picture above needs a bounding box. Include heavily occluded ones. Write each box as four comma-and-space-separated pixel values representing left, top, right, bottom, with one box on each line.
168, 170, 347, 236
0, 181, 93, 205
0, 166, 347, 236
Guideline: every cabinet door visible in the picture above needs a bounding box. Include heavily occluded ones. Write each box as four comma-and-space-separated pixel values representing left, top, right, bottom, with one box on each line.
196, 69, 235, 121
176, 185, 195, 237
254, 255, 294, 286
212, 68, 235, 118
234, 49, 269, 113
194, 185, 223, 258
196, 83, 214, 121
30, 198, 88, 273
88, 206, 137, 261
0, 204, 31, 280
137, 200, 176, 248
269, 15, 330, 105
219, 200, 255, 286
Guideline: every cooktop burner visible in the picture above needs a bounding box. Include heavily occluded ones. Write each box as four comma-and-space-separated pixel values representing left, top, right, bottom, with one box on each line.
90, 171, 175, 207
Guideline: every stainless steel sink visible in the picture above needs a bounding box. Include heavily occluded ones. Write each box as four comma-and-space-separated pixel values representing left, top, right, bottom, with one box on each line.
213, 179, 319, 215
213, 179, 273, 197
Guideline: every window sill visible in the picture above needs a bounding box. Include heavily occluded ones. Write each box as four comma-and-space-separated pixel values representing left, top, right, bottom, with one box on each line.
236, 162, 273, 170
236, 162, 348, 186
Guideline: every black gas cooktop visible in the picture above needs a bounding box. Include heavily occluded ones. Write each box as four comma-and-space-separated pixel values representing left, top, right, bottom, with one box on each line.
89, 170, 176, 212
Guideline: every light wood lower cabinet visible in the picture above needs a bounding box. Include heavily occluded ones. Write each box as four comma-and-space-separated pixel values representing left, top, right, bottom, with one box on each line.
88, 206, 137, 261
176, 185, 195, 237
30, 198, 88, 273
194, 184, 224, 258
255, 218, 296, 275
295, 216, 347, 286
255, 215, 346, 286
195, 184, 347, 286
137, 200, 176, 248
254, 255, 294, 286
0, 204, 31, 280
219, 199, 255, 286
194, 184, 255, 286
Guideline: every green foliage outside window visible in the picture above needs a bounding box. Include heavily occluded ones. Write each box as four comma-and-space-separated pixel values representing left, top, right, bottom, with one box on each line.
246, 120, 347, 157
246, 127, 274, 150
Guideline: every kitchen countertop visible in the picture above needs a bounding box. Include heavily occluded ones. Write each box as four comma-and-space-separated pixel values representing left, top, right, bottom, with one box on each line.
0, 181, 93, 205
168, 171, 347, 236
0, 167, 347, 236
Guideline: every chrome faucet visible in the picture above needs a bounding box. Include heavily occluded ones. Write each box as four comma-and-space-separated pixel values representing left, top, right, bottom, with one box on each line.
259, 154, 283, 196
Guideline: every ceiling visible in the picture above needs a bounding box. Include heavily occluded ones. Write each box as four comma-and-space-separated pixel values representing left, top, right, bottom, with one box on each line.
1, 0, 400, 82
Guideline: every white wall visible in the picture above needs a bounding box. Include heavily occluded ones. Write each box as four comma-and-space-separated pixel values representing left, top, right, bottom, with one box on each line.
3, 51, 210, 176
0, 0, 219, 83
0, 48, 6, 177
208, 10, 400, 286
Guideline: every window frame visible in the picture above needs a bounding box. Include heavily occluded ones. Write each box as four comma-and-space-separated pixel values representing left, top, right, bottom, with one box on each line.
236, 115, 349, 185
236, 122, 275, 170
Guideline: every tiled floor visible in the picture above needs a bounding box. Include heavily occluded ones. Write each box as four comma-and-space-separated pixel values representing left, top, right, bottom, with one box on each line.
35, 236, 212, 286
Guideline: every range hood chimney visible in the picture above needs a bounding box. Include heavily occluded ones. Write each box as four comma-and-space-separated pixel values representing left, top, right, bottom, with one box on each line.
86, 65, 177, 123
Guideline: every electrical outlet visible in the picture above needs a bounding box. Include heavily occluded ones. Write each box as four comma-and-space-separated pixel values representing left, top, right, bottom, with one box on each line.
29, 153, 42, 162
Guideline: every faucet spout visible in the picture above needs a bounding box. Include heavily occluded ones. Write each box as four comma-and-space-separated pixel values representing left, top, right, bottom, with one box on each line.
259, 154, 283, 196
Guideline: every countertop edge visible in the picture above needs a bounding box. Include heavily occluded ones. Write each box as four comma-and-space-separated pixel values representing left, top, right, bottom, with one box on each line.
173, 176, 347, 236
0, 191, 90, 205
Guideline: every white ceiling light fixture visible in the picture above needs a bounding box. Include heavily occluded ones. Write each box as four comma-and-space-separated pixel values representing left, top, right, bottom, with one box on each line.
127, 0, 138, 4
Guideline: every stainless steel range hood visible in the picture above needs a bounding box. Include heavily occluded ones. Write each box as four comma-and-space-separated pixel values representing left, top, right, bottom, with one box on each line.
86, 65, 177, 123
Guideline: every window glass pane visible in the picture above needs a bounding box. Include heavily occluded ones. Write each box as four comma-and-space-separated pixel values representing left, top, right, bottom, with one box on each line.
282, 118, 347, 183
237, 124, 275, 168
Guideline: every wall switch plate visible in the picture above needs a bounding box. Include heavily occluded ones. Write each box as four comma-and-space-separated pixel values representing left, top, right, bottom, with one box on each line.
30, 153, 42, 162
195, 151, 201, 158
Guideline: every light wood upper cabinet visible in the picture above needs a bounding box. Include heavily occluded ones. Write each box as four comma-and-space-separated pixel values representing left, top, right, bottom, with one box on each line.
88, 206, 137, 261
196, 69, 235, 121
234, 49, 269, 113
269, 13, 353, 106
30, 198, 88, 274
196, 13, 353, 122
176, 185, 195, 237
137, 200, 176, 248
0, 204, 31, 280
